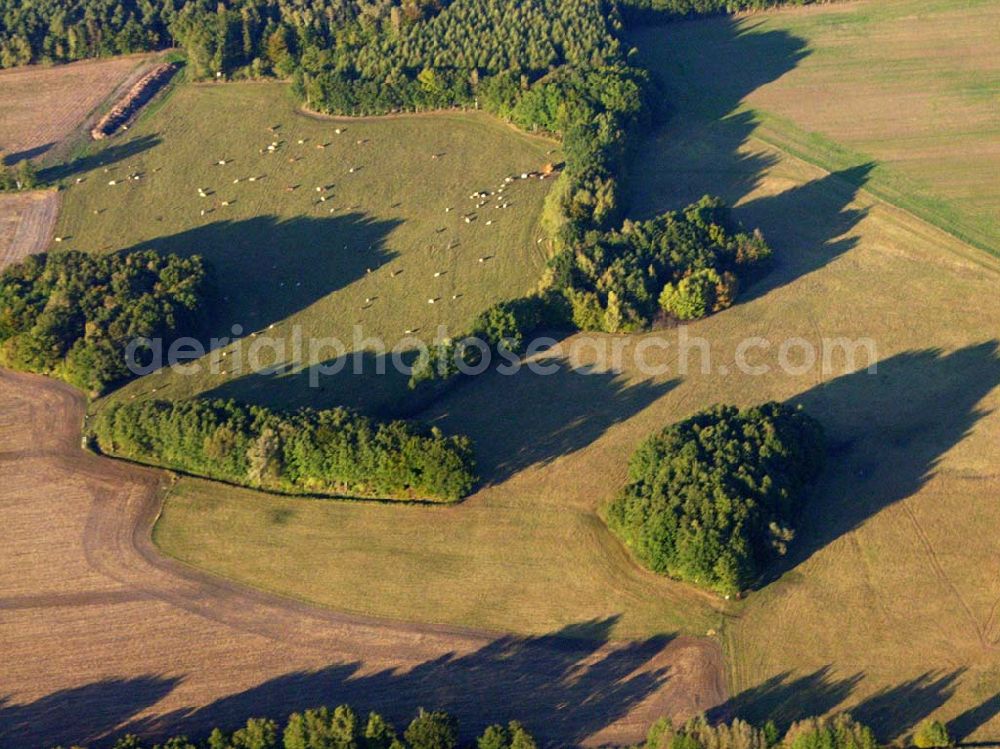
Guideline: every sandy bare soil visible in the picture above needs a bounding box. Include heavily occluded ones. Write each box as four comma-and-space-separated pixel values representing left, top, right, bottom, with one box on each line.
0, 190, 60, 269
0, 55, 154, 165
0, 369, 726, 749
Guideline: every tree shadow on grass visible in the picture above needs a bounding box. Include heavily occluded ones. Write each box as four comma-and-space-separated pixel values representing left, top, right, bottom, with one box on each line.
949, 690, 1000, 743
117, 213, 400, 341
852, 670, 965, 741
84, 618, 679, 748
39, 133, 162, 183
0, 675, 181, 749
710, 667, 966, 742
772, 342, 1000, 583
625, 19, 875, 305
626, 18, 809, 217
735, 162, 874, 302
709, 666, 863, 730
421, 352, 679, 485
200, 348, 416, 417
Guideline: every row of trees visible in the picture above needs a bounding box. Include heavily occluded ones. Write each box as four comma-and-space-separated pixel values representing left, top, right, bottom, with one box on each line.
58, 705, 538, 749
619, 0, 818, 23
91, 395, 477, 501
644, 714, 879, 749
0, 250, 209, 394
646, 713, 953, 749
605, 402, 825, 595
55, 707, 957, 749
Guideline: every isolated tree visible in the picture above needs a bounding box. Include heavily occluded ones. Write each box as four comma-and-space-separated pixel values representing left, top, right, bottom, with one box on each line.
231, 717, 279, 749
913, 720, 952, 749
364, 712, 399, 749
659, 268, 721, 321
404, 709, 458, 749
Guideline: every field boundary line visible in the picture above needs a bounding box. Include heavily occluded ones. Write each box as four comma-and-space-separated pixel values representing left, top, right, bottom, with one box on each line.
743, 129, 1000, 271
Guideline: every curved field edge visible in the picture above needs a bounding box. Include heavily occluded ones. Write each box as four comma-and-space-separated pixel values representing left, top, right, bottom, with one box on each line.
0, 368, 727, 749
54, 80, 558, 416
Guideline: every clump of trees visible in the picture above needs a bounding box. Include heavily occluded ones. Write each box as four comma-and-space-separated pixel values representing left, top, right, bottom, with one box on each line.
548, 195, 772, 332
0, 250, 209, 394
912, 720, 951, 749
0, 157, 39, 191
407, 293, 561, 389
783, 715, 878, 749
60, 703, 537, 749
410, 196, 772, 392
605, 402, 825, 595
645, 715, 779, 749
91, 396, 477, 501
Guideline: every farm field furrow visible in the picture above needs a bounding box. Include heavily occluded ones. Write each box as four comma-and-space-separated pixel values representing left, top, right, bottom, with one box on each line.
0, 189, 59, 269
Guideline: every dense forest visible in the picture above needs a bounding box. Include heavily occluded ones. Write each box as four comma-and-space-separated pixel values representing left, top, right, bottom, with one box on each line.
0, 0, 821, 69
605, 402, 825, 595
91, 395, 477, 501
0, 250, 209, 393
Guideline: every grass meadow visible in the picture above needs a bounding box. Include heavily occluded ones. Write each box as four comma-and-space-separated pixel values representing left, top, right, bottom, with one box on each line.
627, 0, 1000, 256
54, 81, 557, 414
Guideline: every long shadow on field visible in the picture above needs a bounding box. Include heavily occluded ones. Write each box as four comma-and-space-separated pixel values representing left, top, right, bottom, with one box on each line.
735, 162, 873, 301
627, 19, 873, 302
3, 142, 56, 165
627, 17, 807, 217
113, 617, 676, 748
0, 675, 180, 749
422, 353, 680, 486
202, 348, 417, 416
709, 666, 863, 731
711, 667, 965, 741
118, 213, 400, 340
949, 690, 1000, 742
852, 670, 965, 741
775, 342, 1000, 582
40, 133, 162, 182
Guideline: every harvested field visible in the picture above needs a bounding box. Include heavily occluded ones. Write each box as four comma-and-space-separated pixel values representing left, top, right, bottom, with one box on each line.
0, 55, 153, 165
0, 369, 726, 749
0, 189, 59, 269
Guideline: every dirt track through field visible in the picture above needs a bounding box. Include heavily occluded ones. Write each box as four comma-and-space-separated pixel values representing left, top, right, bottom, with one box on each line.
0, 369, 726, 749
